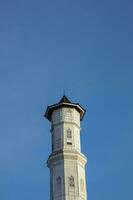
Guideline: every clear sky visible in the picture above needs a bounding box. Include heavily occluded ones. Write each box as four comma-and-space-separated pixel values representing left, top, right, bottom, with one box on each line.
0, 0, 133, 199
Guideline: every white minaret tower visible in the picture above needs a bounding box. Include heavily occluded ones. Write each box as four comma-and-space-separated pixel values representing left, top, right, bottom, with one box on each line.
44, 96, 87, 200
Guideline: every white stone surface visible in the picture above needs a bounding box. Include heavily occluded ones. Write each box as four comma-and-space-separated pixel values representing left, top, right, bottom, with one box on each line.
48, 106, 87, 200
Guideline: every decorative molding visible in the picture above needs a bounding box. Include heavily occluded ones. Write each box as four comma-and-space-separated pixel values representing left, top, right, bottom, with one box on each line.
47, 151, 87, 168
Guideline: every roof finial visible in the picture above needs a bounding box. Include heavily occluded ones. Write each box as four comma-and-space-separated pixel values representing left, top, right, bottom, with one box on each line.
63, 89, 66, 96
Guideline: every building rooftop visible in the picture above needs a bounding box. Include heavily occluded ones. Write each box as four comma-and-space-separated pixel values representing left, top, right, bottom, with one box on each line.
59, 95, 71, 104
44, 95, 86, 121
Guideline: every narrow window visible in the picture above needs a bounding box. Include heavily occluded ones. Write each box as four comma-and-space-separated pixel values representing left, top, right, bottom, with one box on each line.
80, 178, 84, 192
54, 129, 61, 150
69, 176, 75, 187
65, 109, 72, 121
67, 129, 72, 145
56, 176, 61, 191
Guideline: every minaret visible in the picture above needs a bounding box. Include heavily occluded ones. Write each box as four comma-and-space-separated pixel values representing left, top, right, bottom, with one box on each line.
44, 96, 87, 200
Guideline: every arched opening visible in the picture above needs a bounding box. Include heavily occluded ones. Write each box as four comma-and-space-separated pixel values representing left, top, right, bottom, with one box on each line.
56, 176, 61, 191
80, 178, 84, 192
69, 176, 75, 187
66, 129, 72, 145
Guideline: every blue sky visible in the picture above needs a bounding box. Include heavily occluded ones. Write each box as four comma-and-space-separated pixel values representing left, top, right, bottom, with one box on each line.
0, 0, 133, 199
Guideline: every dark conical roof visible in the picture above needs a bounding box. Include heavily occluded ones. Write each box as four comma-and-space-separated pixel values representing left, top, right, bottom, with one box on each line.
59, 95, 71, 103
